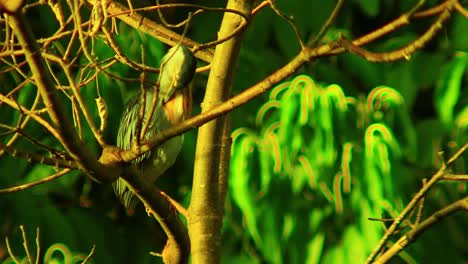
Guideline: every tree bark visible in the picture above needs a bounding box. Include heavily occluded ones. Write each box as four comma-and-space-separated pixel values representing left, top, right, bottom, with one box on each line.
188, 0, 254, 263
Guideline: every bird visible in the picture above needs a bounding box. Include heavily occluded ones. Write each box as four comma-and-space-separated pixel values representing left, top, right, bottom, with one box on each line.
113, 45, 196, 211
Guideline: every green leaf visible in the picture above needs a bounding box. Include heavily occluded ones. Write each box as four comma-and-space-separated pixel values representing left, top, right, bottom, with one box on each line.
230, 133, 262, 247
322, 245, 344, 264
455, 106, 468, 149
435, 52, 468, 130
67, 208, 122, 264
364, 123, 401, 200
258, 207, 283, 264
305, 231, 325, 264
343, 226, 367, 262
39, 203, 78, 249
353, 0, 380, 17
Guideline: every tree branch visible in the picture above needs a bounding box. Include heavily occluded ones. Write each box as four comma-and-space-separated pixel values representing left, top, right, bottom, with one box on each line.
338, 5, 453, 62
110, 0, 459, 169
0, 168, 71, 194
187, 0, 253, 263
374, 196, 468, 264
366, 143, 468, 263
85, 0, 214, 63
6, 3, 118, 183
119, 167, 190, 264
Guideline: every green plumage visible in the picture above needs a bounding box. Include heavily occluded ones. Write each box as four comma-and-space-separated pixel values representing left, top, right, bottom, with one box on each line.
113, 45, 196, 210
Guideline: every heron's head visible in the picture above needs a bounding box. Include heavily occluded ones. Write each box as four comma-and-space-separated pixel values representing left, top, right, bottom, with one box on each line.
157, 45, 196, 103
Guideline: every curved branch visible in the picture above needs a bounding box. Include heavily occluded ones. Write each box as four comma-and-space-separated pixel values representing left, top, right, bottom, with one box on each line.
374, 196, 468, 264
119, 166, 190, 264
338, 6, 453, 62
366, 143, 468, 263
0, 169, 72, 194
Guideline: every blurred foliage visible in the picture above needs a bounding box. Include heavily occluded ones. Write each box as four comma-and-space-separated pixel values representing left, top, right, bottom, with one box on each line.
0, 0, 467, 263
227, 71, 466, 263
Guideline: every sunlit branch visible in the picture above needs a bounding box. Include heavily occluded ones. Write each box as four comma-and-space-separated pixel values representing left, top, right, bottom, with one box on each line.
338, 6, 452, 62
366, 143, 468, 263
6, 6, 117, 183
85, 0, 214, 63
111, 0, 459, 165
119, 166, 190, 263
0, 142, 78, 168
454, 1, 468, 17
441, 174, 468, 181
374, 196, 468, 264
327, 0, 455, 56
160, 191, 188, 218
0, 93, 65, 144
0, 169, 72, 194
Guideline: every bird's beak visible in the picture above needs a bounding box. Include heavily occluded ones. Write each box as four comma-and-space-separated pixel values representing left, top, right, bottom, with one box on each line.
162, 86, 177, 104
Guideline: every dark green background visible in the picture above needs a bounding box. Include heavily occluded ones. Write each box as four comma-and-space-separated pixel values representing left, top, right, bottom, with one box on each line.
0, 0, 466, 263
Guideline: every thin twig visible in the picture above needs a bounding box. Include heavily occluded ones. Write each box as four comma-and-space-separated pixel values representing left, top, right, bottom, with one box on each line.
81, 245, 96, 264
338, 6, 452, 62
309, 0, 344, 46
35, 228, 40, 264
366, 143, 468, 263
374, 196, 468, 264
66, 0, 106, 147
441, 174, 468, 181
0, 93, 65, 144
7, 5, 116, 183
267, 0, 305, 49
85, 0, 214, 62
101, 26, 159, 73
20, 225, 35, 264
0, 169, 72, 194
5, 236, 21, 264
0, 88, 41, 156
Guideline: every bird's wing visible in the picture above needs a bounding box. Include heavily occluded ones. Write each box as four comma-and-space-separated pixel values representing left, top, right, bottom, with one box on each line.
114, 89, 166, 210
116, 90, 165, 164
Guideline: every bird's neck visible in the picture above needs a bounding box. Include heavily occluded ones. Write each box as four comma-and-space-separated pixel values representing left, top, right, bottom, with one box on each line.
164, 87, 192, 125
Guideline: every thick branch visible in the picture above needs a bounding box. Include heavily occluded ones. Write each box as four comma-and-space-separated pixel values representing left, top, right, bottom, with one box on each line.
187, 0, 253, 263
120, 167, 190, 264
